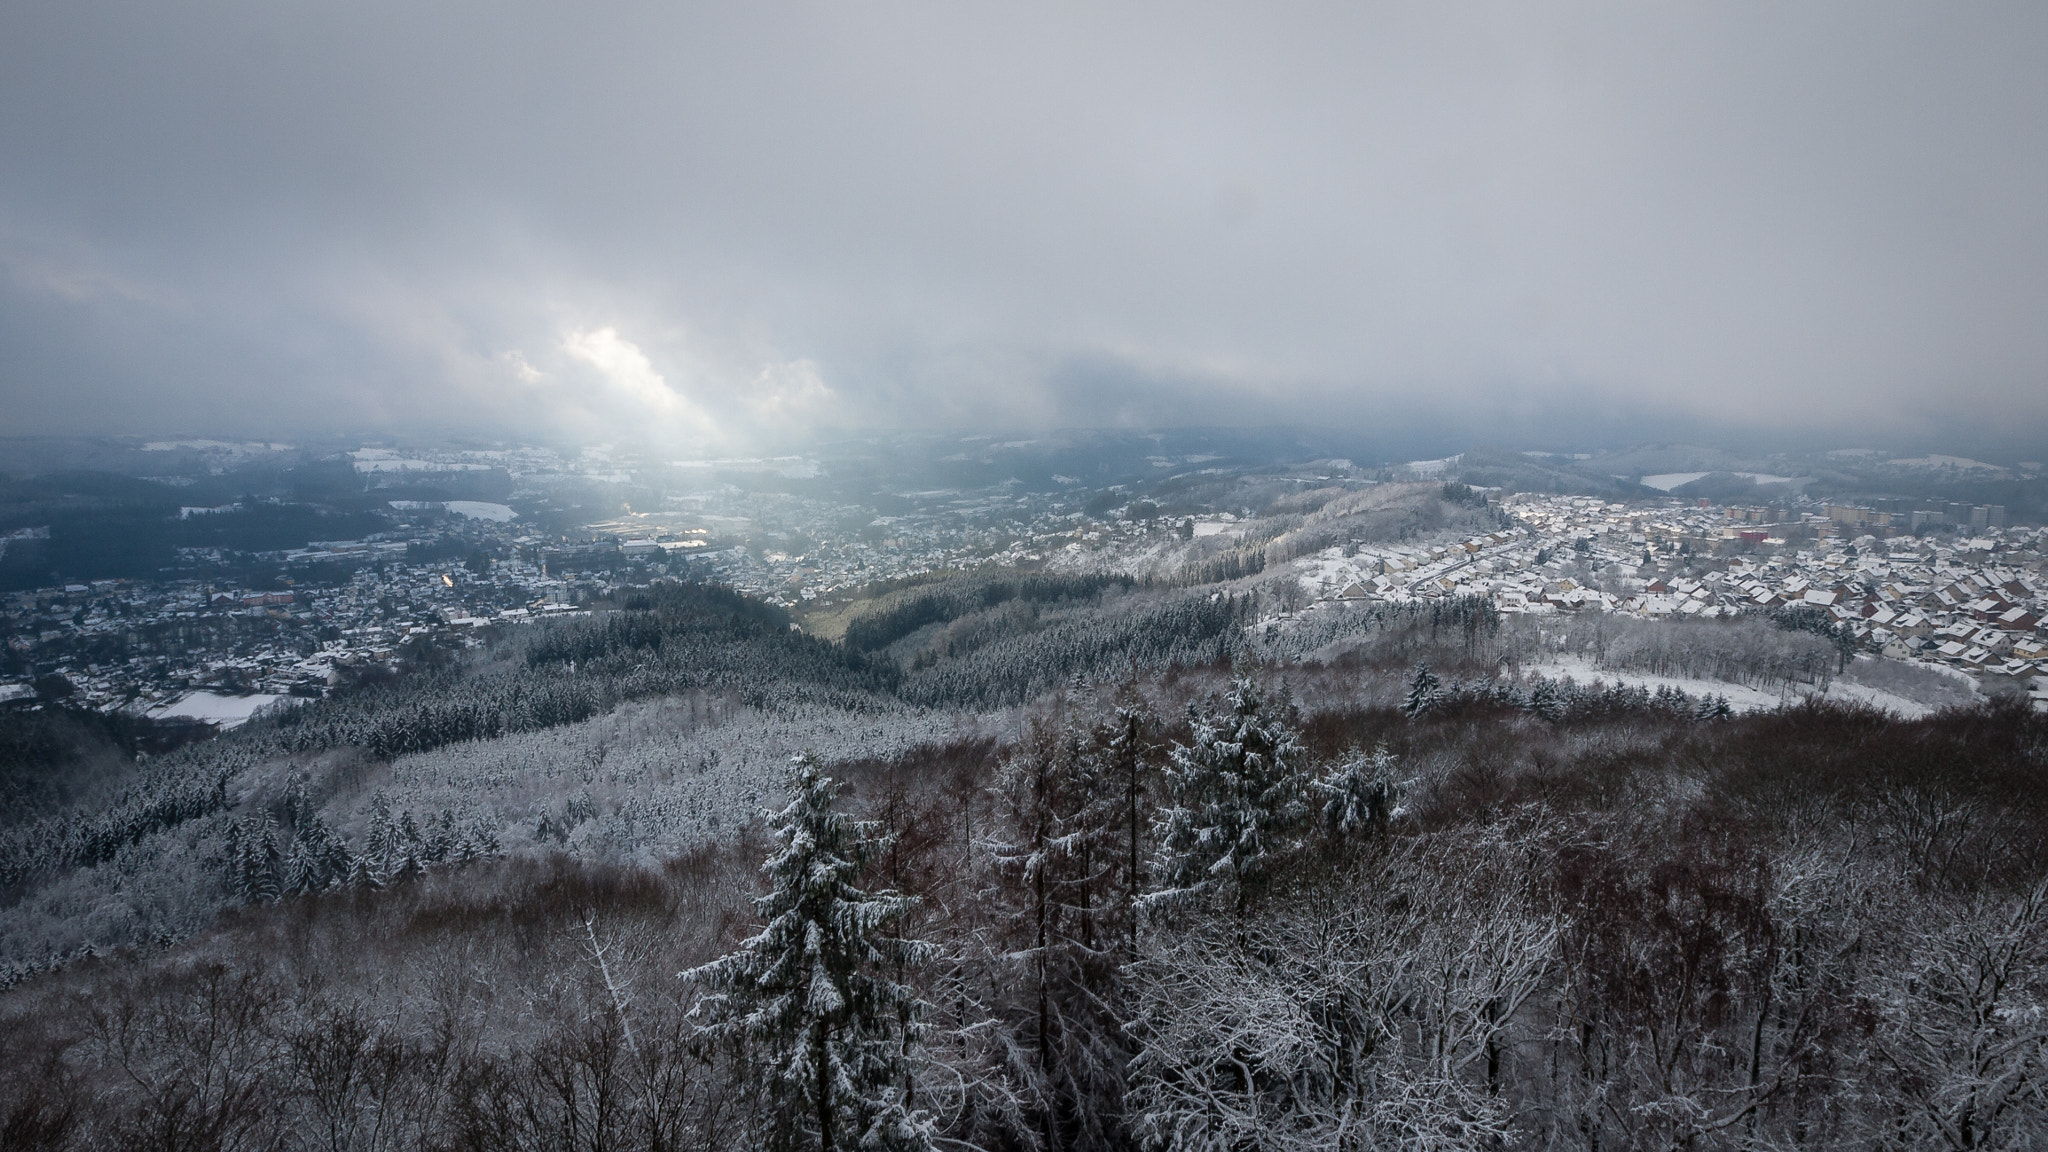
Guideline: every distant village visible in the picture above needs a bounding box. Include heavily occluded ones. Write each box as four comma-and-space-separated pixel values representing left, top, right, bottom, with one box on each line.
5, 449, 2045, 724
0, 467, 1153, 723
1265, 492, 2044, 702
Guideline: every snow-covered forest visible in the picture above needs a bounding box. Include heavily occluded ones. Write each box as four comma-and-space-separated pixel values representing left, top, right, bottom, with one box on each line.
3, 572, 2046, 1150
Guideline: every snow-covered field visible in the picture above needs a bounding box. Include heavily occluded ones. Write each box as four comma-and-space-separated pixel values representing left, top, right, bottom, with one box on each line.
1638, 471, 1796, 492
1515, 655, 1935, 718
1820, 679, 1935, 719
1517, 657, 1792, 713
443, 501, 518, 521
148, 691, 296, 728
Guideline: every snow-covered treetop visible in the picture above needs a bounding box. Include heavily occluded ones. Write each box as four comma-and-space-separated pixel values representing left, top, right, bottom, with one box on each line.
1145, 675, 1310, 916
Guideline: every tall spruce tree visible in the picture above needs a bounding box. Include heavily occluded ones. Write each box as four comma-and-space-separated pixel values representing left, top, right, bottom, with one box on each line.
1526, 678, 1566, 722
309, 815, 352, 887
684, 753, 935, 1152
1403, 664, 1443, 719
239, 813, 282, 904
992, 719, 1131, 1151
364, 793, 398, 877
345, 853, 381, 891
282, 838, 315, 896
1142, 676, 1308, 918
1316, 742, 1399, 840
1095, 704, 1155, 953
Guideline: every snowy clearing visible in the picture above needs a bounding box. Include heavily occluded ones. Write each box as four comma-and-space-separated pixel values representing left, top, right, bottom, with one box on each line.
1517, 657, 1792, 713
148, 691, 297, 728
1515, 656, 1932, 718
443, 501, 517, 522
1638, 471, 1796, 492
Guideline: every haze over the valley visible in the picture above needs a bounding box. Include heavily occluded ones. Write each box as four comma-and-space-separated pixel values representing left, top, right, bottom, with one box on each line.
4, 2, 2047, 453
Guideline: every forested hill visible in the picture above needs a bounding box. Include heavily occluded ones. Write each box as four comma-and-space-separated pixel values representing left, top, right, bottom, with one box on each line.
260, 582, 899, 761
0, 582, 897, 938
4, 665, 2047, 1149
3, 560, 2048, 1149
0, 566, 1354, 975
0, 559, 1923, 976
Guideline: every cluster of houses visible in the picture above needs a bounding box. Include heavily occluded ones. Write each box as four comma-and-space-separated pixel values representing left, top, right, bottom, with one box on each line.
0, 534, 594, 719
11, 475, 2042, 721
676, 487, 1173, 607
1293, 493, 2046, 689
1, 485, 1151, 716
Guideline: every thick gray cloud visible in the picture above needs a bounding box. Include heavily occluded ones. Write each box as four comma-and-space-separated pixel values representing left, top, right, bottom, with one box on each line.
3, 1, 2045, 451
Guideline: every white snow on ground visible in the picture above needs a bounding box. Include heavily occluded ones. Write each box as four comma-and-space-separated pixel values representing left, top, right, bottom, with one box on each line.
1888, 455, 2003, 472
1638, 471, 1794, 492
1914, 660, 1985, 689
1517, 657, 1791, 713
1831, 655, 1981, 714
1819, 680, 1933, 719
148, 691, 297, 728
442, 501, 517, 522
1518, 656, 1935, 718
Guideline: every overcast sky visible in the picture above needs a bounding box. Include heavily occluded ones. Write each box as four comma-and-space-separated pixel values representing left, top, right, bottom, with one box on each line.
2, 2, 2045, 453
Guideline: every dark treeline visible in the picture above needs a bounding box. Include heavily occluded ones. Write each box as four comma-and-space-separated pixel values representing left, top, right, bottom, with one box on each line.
5, 684, 2047, 1150
252, 584, 895, 758
0, 480, 390, 590
842, 573, 1137, 653
1175, 545, 1266, 585
0, 705, 214, 827
894, 589, 1258, 708
0, 744, 240, 895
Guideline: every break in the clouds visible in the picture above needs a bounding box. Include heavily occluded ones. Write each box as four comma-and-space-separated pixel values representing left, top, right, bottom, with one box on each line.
546, 324, 836, 448
557, 328, 716, 442
2, 2, 2046, 450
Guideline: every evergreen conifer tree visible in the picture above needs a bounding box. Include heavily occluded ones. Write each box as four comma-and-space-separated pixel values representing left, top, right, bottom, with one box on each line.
427, 810, 456, 862
311, 817, 352, 887
398, 810, 424, 855
1142, 676, 1309, 917
1527, 679, 1566, 722
228, 815, 266, 903
282, 839, 315, 896
244, 814, 282, 903
346, 853, 382, 890
1403, 664, 1444, 719
1316, 742, 1399, 839
1096, 704, 1154, 952
684, 753, 935, 1152
992, 719, 1130, 1150
364, 794, 397, 875
281, 773, 308, 832
223, 819, 244, 895
468, 816, 502, 856
390, 843, 425, 886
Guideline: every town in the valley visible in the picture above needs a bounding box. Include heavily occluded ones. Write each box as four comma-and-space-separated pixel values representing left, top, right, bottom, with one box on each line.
4, 440, 2044, 725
